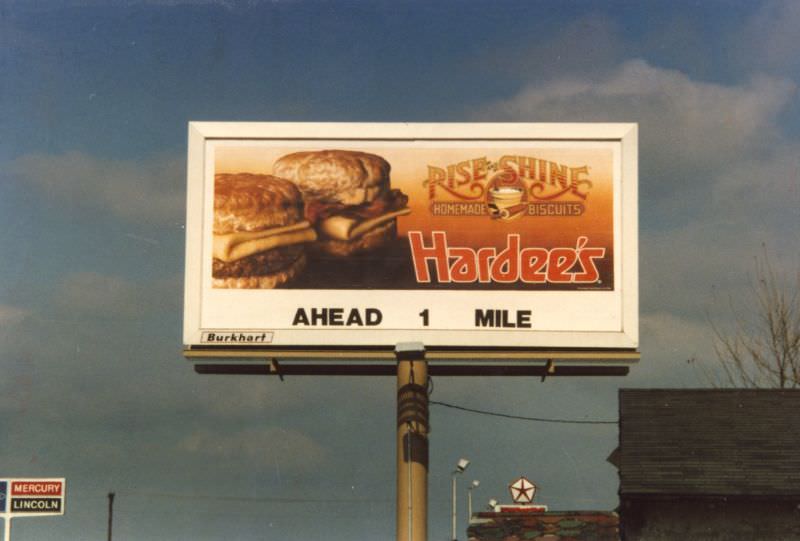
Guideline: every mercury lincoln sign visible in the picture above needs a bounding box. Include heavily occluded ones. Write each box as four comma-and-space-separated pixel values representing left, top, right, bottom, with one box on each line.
0, 478, 65, 516
183, 123, 638, 354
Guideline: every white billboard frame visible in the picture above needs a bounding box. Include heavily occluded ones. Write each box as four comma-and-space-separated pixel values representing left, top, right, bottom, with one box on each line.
183, 122, 638, 358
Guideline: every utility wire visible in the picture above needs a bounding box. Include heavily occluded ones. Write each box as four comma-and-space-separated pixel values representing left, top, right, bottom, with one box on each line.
126, 491, 390, 504
429, 400, 617, 425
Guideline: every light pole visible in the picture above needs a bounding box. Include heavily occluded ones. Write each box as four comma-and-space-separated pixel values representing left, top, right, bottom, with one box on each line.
451, 458, 469, 541
467, 480, 480, 523
107, 492, 115, 541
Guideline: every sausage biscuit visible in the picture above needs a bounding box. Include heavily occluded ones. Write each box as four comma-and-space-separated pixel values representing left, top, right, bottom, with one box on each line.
212, 173, 317, 288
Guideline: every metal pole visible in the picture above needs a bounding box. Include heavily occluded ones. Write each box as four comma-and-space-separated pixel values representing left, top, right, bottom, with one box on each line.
107, 492, 115, 541
451, 474, 457, 541
467, 487, 472, 524
406, 419, 413, 541
396, 344, 428, 541
3, 517, 11, 541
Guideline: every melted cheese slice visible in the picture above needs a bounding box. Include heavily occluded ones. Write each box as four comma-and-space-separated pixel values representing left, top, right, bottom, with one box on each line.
320, 208, 411, 241
213, 221, 317, 262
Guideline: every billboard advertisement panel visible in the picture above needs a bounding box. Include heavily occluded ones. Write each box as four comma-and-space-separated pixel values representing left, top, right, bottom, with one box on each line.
183, 123, 637, 354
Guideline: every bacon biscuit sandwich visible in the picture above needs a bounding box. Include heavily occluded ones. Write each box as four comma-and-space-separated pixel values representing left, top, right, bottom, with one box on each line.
273, 150, 410, 256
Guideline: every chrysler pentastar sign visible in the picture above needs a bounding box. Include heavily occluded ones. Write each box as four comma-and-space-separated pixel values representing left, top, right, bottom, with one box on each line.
183, 123, 638, 353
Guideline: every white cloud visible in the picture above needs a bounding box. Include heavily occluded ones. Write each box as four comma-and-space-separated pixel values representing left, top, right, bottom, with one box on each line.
11, 151, 185, 225
41, 0, 294, 7
0, 304, 29, 326
179, 427, 327, 472
42, 271, 181, 324
479, 57, 798, 268
710, 142, 800, 227
625, 311, 716, 387
743, 0, 800, 72
203, 380, 313, 418
641, 311, 711, 360
53, 272, 149, 319
475, 15, 624, 80
639, 138, 799, 320
478, 58, 799, 381
480, 59, 795, 179
642, 224, 797, 324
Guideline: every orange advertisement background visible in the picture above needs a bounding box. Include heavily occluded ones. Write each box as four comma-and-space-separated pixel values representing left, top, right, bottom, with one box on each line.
214, 144, 615, 290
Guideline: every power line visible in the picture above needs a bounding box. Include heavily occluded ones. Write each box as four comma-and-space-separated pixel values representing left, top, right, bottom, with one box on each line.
429, 400, 617, 425
127, 491, 390, 504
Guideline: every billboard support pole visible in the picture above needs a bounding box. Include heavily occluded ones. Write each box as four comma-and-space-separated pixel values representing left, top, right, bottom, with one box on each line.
396, 343, 428, 541
4, 516, 11, 541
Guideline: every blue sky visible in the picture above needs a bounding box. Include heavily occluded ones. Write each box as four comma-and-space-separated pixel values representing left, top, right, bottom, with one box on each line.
1, 1, 799, 540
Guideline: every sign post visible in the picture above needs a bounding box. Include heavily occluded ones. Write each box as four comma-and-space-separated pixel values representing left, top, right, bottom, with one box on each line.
0, 478, 66, 541
396, 343, 429, 541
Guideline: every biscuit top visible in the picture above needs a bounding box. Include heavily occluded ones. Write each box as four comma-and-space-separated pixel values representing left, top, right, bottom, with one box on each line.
273, 150, 390, 206
214, 173, 304, 234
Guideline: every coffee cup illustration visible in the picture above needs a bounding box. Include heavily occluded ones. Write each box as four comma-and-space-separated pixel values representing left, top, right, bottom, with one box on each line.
488, 186, 525, 220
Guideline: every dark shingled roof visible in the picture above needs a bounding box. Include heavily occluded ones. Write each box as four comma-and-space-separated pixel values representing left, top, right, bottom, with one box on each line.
618, 389, 800, 497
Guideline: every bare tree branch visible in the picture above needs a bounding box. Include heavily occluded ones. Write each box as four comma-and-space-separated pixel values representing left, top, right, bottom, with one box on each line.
706, 247, 800, 388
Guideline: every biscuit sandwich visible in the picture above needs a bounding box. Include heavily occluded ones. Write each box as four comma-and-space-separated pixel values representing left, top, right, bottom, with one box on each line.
212, 173, 317, 288
273, 150, 410, 256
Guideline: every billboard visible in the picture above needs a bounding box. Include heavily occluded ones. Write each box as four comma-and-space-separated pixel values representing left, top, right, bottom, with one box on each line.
184, 123, 638, 354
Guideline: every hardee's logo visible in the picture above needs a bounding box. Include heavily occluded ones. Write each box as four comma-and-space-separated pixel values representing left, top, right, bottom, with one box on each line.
424, 155, 592, 221
408, 232, 605, 285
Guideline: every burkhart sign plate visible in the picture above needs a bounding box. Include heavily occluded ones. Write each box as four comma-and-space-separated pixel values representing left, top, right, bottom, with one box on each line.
183, 123, 638, 354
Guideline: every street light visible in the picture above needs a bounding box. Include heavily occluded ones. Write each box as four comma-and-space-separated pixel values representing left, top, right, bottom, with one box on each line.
451, 458, 470, 541
467, 480, 480, 523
